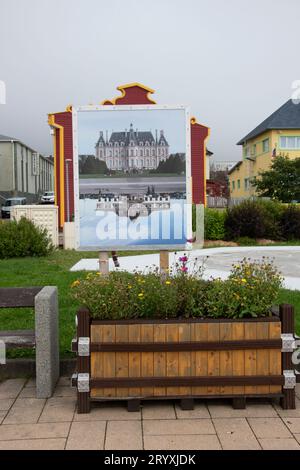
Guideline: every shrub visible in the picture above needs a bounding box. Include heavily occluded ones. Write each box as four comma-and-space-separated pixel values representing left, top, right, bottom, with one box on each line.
204, 208, 226, 240
71, 257, 283, 320
0, 217, 53, 259
225, 199, 282, 240
235, 236, 257, 246
279, 205, 300, 240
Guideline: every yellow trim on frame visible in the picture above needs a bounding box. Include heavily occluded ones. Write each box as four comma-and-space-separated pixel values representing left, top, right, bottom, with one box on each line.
48, 114, 65, 227
101, 82, 156, 105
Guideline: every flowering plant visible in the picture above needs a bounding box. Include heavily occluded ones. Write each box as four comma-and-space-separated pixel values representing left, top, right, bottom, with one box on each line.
71, 257, 283, 320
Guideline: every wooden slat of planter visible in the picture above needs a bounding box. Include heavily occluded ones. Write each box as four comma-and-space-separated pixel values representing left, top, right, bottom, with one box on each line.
245, 323, 257, 394
128, 324, 141, 397
153, 324, 166, 397
102, 325, 116, 398
90, 326, 104, 398
219, 323, 233, 395
178, 324, 191, 396
115, 325, 129, 398
191, 323, 208, 396
207, 323, 220, 395
232, 323, 245, 395
256, 322, 270, 395
269, 321, 282, 394
166, 324, 179, 396
141, 324, 154, 397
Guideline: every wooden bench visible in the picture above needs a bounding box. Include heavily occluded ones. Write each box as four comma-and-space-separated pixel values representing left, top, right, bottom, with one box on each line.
0, 286, 59, 398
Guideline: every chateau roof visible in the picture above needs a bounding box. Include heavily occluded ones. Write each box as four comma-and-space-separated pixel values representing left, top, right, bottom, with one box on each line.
237, 99, 300, 145
110, 131, 156, 145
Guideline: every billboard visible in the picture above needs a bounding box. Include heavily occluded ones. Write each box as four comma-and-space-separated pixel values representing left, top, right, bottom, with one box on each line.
73, 105, 192, 250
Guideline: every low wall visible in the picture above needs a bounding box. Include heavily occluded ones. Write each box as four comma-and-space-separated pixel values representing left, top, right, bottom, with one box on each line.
11, 205, 59, 247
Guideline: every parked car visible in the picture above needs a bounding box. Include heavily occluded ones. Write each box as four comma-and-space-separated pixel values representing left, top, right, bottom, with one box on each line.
40, 191, 55, 204
1, 197, 27, 219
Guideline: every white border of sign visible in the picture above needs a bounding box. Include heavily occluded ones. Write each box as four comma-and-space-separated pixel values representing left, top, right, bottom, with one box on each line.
72, 104, 192, 251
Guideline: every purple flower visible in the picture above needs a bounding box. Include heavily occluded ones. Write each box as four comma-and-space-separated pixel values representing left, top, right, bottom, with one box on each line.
179, 256, 188, 263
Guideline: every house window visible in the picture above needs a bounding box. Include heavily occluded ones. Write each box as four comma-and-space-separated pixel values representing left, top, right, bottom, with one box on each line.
262, 138, 270, 153
244, 178, 249, 190
232, 181, 235, 191
279, 136, 300, 149
237, 179, 240, 189
251, 144, 256, 156
244, 146, 250, 158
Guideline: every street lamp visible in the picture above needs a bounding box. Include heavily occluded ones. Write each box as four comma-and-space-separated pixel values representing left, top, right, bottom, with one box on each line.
65, 159, 72, 222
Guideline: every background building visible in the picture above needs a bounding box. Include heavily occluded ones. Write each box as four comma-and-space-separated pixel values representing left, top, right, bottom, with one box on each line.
229, 99, 300, 200
0, 134, 54, 204
95, 123, 169, 171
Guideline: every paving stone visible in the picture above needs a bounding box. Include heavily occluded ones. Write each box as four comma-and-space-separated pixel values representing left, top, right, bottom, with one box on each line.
175, 403, 210, 419
0, 399, 14, 411
248, 418, 292, 439
57, 377, 71, 387
144, 434, 221, 450
0, 411, 6, 424
105, 421, 142, 450
213, 418, 260, 450
39, 397, 75, 423
18, 388, 37, 398
0, 379, 26, 399
3, 397, 45, 425
74, 403, 141, 421
66, 421, 106, 450
208, 401, 278, 418
143, 419, 215, 436
142, 403, 176, 420
0, 422, 70, 440
53, 386, 76, 398
282, 418, 300, 434
25, 379, 36, 388
0, 438, 66, 450
259, 438, 300, 450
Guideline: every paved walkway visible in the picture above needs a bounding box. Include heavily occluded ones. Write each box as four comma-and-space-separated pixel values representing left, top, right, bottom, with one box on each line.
0, 378, 300, 450
71, 246, 300, 290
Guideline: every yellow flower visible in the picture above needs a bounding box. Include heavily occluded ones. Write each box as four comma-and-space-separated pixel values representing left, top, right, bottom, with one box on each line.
165, 280, 171, 285
96, 272, 102, 276
241, 279, 247, 283
128, 285, 132, 289
71, 280, 80, 288
138, 292, 144, 298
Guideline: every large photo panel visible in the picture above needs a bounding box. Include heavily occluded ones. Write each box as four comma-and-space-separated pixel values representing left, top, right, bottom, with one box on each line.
73, 105, 192, 250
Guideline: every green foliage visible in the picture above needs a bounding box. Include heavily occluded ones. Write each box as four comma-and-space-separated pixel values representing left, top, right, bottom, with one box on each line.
204, 208, 226, 240
235, 237, 257, 246
71, 258, 283, 320
0, 218, 53, 259
150, 154, 185, 174
279, 205, 300, 240
252, 156, 300, 203
80, 155, 109, 175
225, 199, 283, 240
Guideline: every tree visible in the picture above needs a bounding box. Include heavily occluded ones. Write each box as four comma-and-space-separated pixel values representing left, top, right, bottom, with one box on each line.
251, 156, 300, 203
80, 155, 109, 175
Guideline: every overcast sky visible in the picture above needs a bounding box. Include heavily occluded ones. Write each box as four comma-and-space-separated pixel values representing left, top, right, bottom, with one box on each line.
1, 0, 300, 162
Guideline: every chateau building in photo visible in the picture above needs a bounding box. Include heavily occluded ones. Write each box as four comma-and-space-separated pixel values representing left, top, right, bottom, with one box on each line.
95, 123, 169, 170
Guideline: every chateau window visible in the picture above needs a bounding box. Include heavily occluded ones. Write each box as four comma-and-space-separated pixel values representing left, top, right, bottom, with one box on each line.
99, 151, 103, 158
279, 136, 300, 149
152, 150, 155, 156
158, 149, 161, 156
140, 150, 143, 156
146, 149, 149, 156
130, 150, 134, 157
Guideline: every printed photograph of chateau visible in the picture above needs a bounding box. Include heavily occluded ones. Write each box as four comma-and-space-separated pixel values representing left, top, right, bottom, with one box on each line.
95, 124, 169, 171
75, 107, 191, 250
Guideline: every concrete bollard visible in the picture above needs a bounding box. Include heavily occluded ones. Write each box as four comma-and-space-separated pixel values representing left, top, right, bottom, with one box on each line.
34, 286, 59, 398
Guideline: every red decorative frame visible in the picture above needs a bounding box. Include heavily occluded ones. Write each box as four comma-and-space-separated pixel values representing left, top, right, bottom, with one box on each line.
48, 83, 209, 228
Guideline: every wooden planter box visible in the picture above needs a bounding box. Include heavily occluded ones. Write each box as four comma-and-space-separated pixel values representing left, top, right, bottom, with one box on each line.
72, 304, 298, 413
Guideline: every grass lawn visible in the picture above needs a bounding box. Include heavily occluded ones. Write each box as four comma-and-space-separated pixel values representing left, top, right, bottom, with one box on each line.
0, 249, 299, 358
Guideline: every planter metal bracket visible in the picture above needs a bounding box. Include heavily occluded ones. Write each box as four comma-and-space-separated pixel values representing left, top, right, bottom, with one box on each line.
283, 370, 296, 389
78, 337, 90, 356
77, 373, 90, 393
281, 334, 296, 353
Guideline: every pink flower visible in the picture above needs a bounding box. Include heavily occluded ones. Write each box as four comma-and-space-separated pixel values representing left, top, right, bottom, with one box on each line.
180, 266, 188, 272
179, 256, 188, 263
